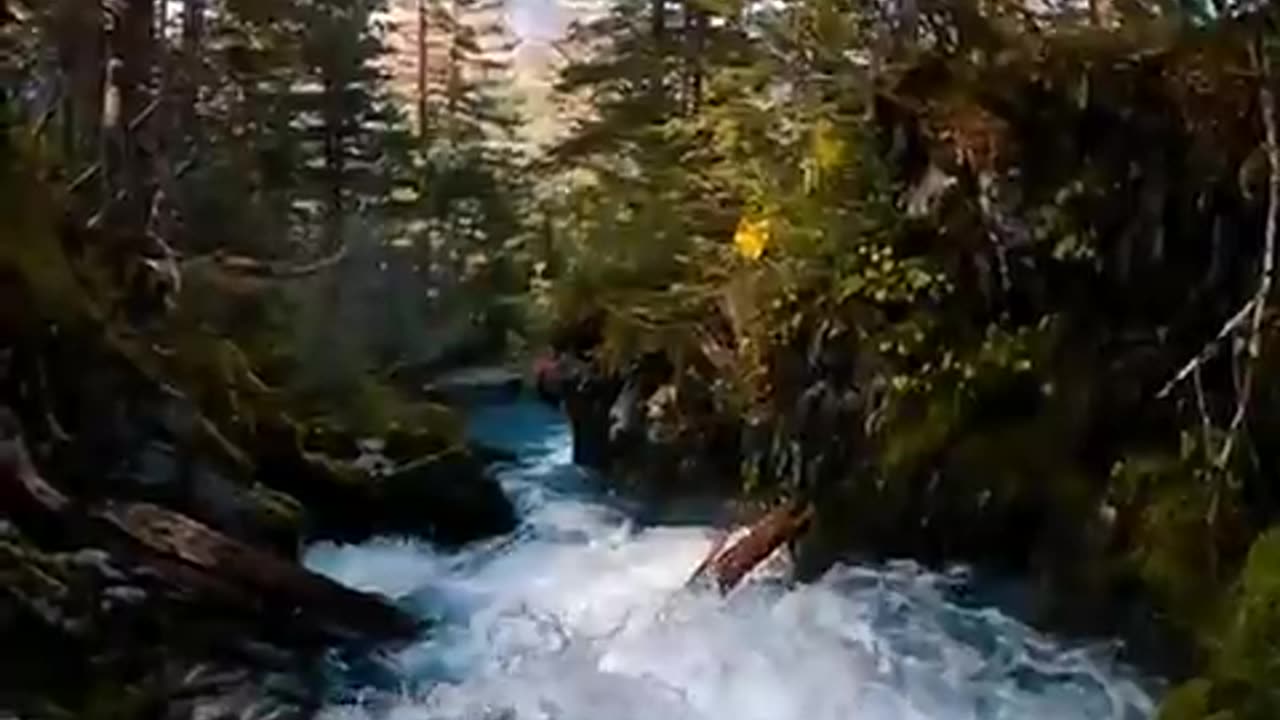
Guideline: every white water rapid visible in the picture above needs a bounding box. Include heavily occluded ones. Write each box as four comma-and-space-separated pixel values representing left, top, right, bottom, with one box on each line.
305, 399, 1158, 720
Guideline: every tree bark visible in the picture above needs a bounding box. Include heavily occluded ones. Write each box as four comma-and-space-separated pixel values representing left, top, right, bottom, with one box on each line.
650, 0, 666, 107
118, 0, 157, 231
1089, 0, 1114, 27
181, 0, 205, 146
417, 0, 429, 141
900, 0, 919, 47
447, 0, 462, 135
321, 69, 345, 248
54, 5, 106, 165
684, 1, 706, 114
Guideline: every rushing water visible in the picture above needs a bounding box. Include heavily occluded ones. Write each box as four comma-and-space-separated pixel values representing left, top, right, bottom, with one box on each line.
305, 399, 1158, 720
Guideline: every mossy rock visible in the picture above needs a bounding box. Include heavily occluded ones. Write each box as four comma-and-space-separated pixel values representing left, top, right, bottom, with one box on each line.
301, 419, 362, 460
372, 447, 517, 545
245, 483, 306, 555
383, 424, 453, 464
1158, 679, 1233, 720
253, 414, 513, 545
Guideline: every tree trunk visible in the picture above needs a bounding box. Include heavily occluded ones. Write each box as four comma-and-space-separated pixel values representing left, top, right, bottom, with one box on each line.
118, 0, 157, 231
181, 0, 205, 146
650, 0, 665, 107
155, 0, 167, 44
900, 0, 919, 49
321, 69, 345, 248
1089, 0, 1114, 27
447, 0, 462, 136
417, 0, 429, 141
54, 5, 106, 165
684, 1, 705, 114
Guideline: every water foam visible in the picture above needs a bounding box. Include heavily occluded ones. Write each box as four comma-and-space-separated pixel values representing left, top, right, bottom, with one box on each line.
306, 400, 1156, 720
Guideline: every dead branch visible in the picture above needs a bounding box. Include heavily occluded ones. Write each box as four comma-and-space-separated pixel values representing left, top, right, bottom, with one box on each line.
1156, 298, 1255, 400
687, 501, 813, 594
68, 163, 103, 194
1192, 364, 1213, 455
182, 246, 349, 282
31, 86, 62, 138
125, 96, 161, 134
1213, 37, 1280, 470
217, 246, 349, 279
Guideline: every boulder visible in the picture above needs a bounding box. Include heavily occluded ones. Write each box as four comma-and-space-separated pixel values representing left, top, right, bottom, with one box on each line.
256, 417, 515, 545
375, 448, 517, 545
542, 351, 740, 498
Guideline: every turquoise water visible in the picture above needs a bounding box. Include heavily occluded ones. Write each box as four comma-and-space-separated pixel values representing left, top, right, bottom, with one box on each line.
306, 399, 1157, 720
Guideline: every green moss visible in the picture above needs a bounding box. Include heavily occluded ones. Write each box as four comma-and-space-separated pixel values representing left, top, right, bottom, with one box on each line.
1155, 529, 1280, 720
0, 539, 70, 609
1133, 484, 1222, 628
1213, 529, 1280, 717
1159, 679, 1217, 720
248, 484, 304, 528
0, 137, 87, 323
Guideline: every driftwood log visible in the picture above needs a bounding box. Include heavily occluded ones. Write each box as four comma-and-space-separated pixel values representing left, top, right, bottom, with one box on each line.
0, 408, 417, 644
688, 501, 814, 594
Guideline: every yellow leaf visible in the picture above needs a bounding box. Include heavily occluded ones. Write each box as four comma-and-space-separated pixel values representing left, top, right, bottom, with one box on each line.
811, 118, 846, 174
734, 215, 770, 261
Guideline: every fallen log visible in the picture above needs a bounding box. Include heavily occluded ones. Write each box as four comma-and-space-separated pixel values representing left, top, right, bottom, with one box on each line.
93, 501, 419, 642
0, 408, 417, 644
179, 247, 350, 296
688, 501, 814, 594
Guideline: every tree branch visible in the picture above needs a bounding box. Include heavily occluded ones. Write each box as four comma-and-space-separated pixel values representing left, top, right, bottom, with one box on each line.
1214, 36, 1279, 469
1156, 298, 1255, 400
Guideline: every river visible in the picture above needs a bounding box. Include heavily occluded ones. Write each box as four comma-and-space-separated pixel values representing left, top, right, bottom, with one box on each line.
305, 398, 1158, 720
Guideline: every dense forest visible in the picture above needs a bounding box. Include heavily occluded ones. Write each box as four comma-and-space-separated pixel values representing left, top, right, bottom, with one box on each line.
5, 0, 1280, 718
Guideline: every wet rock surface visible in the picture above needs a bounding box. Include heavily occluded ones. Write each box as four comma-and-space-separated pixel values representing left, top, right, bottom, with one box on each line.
374, 449, 517, 545
537, 351, 740, 497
